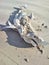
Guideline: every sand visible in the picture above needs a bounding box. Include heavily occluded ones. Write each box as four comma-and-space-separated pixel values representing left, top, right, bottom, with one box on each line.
0, 0, 49, 65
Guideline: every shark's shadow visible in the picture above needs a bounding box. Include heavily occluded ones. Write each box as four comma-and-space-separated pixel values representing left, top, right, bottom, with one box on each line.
0, 7, 32, 48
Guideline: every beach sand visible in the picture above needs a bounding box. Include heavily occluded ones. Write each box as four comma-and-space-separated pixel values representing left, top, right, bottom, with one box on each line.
0, 0, 49, 65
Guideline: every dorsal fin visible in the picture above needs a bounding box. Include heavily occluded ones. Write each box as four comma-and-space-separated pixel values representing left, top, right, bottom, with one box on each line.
28, 13, 35, 19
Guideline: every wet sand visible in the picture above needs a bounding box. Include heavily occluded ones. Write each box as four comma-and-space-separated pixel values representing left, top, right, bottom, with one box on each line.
0, 0, 49, 65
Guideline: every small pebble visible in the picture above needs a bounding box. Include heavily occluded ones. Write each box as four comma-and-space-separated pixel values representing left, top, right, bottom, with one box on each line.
47, 56, 49, 59
48, 57, 49, 59
42, 23, 44, 26
24, 58, 29, 62
36, 29, 42, 31
40, 49, 43, 54
44, 26, 47, 28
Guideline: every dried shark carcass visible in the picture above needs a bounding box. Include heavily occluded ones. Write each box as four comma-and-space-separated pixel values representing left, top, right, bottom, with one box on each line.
0, 5, 48, 53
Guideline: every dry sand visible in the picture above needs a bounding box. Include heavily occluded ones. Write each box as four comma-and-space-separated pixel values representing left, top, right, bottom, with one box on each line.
0, 0, 49, 65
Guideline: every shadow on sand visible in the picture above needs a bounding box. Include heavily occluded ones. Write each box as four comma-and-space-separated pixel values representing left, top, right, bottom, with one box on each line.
0, 7, 33, 48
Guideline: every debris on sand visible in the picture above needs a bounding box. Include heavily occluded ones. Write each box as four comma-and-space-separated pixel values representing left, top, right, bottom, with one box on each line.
24, 58, 29, 62
44, 26, 48, 28
36, 25, 42, 31
0, 5, 48, 53
41, 23, 44, 26
41, 23, 48, 28
36, 28, 42, 31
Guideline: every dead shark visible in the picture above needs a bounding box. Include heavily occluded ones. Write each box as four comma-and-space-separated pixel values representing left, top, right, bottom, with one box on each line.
0, 5, 48, 53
